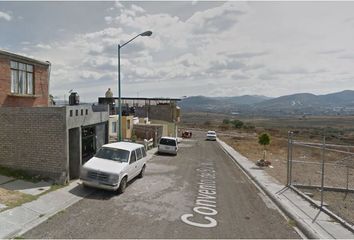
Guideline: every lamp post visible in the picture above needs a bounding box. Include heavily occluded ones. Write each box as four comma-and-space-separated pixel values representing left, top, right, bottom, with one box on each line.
117, 30, 152, 142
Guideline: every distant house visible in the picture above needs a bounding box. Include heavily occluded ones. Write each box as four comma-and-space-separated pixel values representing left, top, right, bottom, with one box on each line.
0, 49, 51, 107
99, 97, 181, 144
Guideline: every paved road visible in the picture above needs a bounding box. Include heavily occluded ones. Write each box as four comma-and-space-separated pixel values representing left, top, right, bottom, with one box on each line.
24, 131, 300, 239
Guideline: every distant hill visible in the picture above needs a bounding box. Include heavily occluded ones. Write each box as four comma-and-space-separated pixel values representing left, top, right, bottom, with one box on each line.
178, 90, 354, 116
178, 95, 271, 112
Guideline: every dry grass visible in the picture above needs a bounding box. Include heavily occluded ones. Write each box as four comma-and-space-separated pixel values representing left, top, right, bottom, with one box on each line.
0, 188, 36, 210
219, 133, 289, 185
219, 130, 354, 226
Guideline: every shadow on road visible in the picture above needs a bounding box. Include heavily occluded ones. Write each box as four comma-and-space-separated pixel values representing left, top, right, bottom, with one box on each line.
68, 177, 142, 200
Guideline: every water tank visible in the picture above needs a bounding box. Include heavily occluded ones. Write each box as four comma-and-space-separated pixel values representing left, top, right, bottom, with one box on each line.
69, 92, 80, 105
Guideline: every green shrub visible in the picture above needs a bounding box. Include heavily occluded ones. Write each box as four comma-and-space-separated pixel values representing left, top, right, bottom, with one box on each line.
258, 133, 271, 160
232, 119, 244, 129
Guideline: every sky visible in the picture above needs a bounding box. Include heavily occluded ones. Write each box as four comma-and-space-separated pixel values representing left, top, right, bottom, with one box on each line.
1, 1, 354, 102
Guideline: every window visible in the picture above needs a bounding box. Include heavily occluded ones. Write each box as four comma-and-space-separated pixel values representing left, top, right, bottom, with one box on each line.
127, 119, 131, 130
130, 151, 136, 164
81, 109, 83, 116
75, 110, 78, 116
141, 147, 147, 157
159, 138, 177, 146
136, 148, 142, 160
70, 110, 73, 117
111, 121, 117, 133
10, 61, 34, 95
85, 109, 88, 115
95, 147, 129, 162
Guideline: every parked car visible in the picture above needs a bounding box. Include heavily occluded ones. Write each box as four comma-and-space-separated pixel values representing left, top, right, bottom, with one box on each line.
80, 142, 147, 193
206, 130, 217, 141
158, 137, 178, 155
182, 130, 192, 138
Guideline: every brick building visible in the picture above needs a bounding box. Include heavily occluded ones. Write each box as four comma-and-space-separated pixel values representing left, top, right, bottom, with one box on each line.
0, 105, 109, 183
0, 50, 109, 183
0, 49, 51, 107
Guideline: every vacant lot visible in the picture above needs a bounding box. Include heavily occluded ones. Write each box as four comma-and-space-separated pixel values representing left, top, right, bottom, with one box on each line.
180, 112, 354, 225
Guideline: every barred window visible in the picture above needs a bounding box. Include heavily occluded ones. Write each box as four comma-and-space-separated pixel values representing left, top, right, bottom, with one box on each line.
10, 61, 34, 95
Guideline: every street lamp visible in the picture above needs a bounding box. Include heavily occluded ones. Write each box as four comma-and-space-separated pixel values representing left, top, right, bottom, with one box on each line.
117, 30, 152, 142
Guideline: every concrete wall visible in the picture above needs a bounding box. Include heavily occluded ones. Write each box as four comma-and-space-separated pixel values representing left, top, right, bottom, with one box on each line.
0, 53, 50, 107
134, 104, 177, 122
66, 104, 109, 129
0, 107, 67, 180
108, 115, 133, 141
133, 124, 163, 146
122, 116, 133, 139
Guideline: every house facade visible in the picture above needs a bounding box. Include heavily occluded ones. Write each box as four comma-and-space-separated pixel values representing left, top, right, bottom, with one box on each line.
0, 50, 109, 183
0, 49, 51, 107
0, 105, 109, 183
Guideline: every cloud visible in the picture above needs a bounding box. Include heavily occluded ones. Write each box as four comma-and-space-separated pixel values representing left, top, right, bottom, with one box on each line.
0, 11, 11, 21
36, 44, 51, 50
226, 51, 268, 59
338, 54, 354, 60
14, 1, 354, 100
104, 16, 113, 24
317, 49, 344, 55
269, 67, 327, 75
187, 6, 244, 34
231, 73, 249, 80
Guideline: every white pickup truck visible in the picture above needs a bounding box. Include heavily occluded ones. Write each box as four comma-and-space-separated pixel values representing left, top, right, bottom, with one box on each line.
80, 142, 147, 193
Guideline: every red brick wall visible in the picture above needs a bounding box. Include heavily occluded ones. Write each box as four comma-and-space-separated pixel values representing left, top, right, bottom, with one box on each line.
0, 54, 49, 107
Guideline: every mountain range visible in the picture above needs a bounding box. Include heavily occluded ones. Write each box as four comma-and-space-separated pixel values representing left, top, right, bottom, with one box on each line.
178, 90, 354, 116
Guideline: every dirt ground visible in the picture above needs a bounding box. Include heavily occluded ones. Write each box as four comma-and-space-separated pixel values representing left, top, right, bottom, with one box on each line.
219, 133, 289, 185
304, 189, 354, 225
0, 188, 35, 209
219, 131, 354, 226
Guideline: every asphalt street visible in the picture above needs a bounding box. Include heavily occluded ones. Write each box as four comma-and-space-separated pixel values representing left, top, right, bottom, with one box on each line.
24, 131, 300, 239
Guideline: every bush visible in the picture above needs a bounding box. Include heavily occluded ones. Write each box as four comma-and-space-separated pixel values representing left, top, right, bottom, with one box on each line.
232, 119, 244, 129
223, 119, 231, 124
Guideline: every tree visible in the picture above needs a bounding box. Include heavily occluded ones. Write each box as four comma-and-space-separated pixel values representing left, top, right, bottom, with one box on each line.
232, 119, 244, 129
258, 133, 271, 160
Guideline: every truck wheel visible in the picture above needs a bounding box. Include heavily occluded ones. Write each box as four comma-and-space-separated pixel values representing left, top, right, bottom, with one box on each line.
138, 165, 146, 178
118, 177, 127, 194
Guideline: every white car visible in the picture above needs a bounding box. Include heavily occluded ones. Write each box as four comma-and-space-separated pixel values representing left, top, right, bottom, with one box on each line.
158, 137, 178, 155
206, 131, 217, 141
80, 142, 147, 193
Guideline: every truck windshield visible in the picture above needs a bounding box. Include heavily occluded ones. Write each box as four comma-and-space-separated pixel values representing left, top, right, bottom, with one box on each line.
95, 147, 130, 162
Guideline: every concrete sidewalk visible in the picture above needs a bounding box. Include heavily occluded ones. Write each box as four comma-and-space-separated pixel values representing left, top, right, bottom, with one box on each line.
218, 139, 354, 239
0, 148, 157, 239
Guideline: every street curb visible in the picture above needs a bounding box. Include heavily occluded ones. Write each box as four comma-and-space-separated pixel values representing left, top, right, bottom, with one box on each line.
217, 139, 320, 239
5, 147, 158, 239
12, 187, 94, 239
